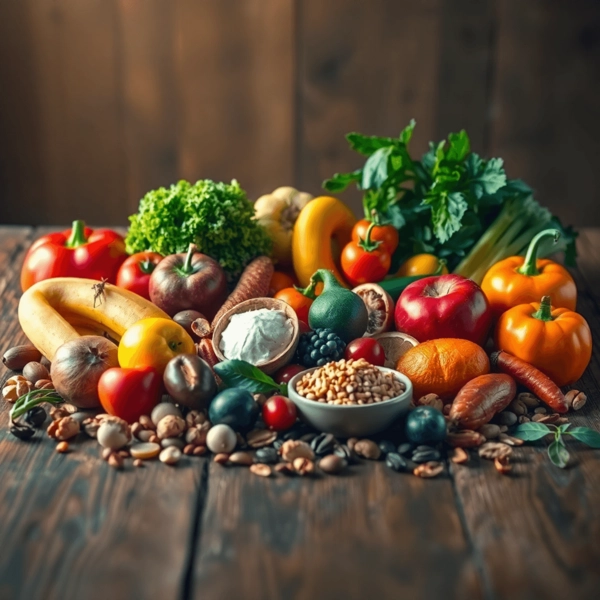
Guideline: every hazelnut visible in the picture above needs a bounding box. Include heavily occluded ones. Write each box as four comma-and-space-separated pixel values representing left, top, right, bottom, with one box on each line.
156, 415, 186, 440
185, 426, 207, 446
22, 361, 50, 384
293, 457, 315, 476
186, 410, 207, 428
353, 439, 381, 461
97, 418, 131, 449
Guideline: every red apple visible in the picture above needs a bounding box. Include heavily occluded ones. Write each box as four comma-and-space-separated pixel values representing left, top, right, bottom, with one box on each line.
394, 274, 492, 346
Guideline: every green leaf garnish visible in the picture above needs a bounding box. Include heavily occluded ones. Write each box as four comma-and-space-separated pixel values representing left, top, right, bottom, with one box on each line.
567, 427, 600, 449
214, 359, 286, 395
513, 422, 552, 441
548, 440, 570, 469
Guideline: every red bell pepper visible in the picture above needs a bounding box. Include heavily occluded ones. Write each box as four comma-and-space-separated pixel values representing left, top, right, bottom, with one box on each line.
20, 220, 127, 291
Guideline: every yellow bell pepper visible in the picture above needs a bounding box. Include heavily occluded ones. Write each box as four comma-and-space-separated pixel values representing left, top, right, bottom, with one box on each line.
395, 253, 448, 277
292, 196, 356, 287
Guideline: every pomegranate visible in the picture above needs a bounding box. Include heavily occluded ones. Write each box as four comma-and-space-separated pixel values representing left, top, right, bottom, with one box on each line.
352, 283, 394, 336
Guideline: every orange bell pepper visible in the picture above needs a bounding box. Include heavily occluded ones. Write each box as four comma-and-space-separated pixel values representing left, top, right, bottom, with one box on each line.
495, 295, 592, 387
481, 229, 577, 317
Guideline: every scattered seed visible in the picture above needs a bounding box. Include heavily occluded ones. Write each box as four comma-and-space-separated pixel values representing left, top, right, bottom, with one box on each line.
56, 441, 69, 453
385, 452, 409, 472
246, 429, 277, 448
133, 459, 144, 468
213, 453, 230, 465
478, 442, 512, 460
413, 461, 443, 478
108, 453, 124, 469
249, 463, 272, 477
354, 439, 381, 460
450, 447, 469, 464
229, 451, 254, 466
159, 446, 181, 465
319, 454, 346, 474
494, 455, 512, 475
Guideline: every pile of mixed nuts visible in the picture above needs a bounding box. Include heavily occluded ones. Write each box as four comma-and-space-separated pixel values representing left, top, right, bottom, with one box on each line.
1, 343, 585, 479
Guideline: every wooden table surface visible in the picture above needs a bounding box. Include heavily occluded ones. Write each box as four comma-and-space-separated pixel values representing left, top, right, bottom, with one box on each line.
1, 226, 599, 600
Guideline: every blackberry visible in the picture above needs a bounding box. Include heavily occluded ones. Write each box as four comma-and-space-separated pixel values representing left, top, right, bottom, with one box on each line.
295, 328, 346, 367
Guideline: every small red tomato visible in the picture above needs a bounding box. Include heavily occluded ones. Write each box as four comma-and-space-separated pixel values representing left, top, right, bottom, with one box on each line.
341, 223, 391, 287
98, 366, 162, 423
262, 395, 297, 431
344, 337, 386, 366
116, 252, 163, 300
273, 364, 305, 385
352, 218, 399, 254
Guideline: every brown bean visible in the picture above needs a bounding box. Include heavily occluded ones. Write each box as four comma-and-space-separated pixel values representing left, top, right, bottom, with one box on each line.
449, 374, 517, 430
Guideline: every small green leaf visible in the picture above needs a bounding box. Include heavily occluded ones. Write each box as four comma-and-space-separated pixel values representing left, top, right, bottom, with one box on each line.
548, 440, 570, 468
323, 170, 362, 192
513, 422, 552, 441
346, 133, 396, 156
445, 130, 470, 162
361, 147, 393, 190
558, 423, 571, 433
568, 427, 600, 449
214, 359, 282, 395
399, 119, 416, 145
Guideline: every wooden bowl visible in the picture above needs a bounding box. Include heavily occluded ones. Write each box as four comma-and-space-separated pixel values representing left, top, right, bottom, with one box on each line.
212, 297, 300, 375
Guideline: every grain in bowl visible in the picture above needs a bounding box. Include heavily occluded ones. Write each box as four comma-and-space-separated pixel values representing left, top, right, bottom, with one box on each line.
295, 358, 405, 406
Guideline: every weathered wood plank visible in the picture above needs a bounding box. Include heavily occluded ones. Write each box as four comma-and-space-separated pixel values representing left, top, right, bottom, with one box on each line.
298, 0, 444, 215
174, 0, 295, 202
16, 0, 127, 225
0, 228, 203, 600
116, 0, 179, 214
192, 458, 481, 600
488, 0, 600, 225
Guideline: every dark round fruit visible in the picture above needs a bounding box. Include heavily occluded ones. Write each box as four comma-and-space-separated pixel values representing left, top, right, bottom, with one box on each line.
208, 388, 260, 432
295, 328, 346, 367
24, 406, 47, 428
405, 406, 447, 444
273, 364, 305, 385
10, 422, 35, 440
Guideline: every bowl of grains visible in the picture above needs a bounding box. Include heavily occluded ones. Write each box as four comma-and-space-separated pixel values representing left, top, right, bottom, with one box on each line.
288, 358, 413, 437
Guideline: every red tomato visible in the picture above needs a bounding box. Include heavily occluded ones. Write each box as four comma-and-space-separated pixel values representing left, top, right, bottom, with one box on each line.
98, 366, 162, 423
273, 364, 305, 385
275, 287, 314, 322
352, 219, 399, 254
262, 395, 297, 431
341, 231, 391, 287
116, 252, 163, 300
344, 338, 385, 366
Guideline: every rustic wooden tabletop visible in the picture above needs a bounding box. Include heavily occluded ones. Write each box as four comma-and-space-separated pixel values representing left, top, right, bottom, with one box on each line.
1, 226, 599, 600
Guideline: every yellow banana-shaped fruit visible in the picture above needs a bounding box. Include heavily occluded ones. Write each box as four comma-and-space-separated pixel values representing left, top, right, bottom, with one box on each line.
18, 278, 169, 360
292, 195, 356, 287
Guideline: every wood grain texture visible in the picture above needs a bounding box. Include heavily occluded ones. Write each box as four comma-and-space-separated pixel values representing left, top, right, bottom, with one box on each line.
173, 0, 295, 202
192, 461, 482, 600
488, 0, 600, 225
0, 227, 204, 600
298, 0, 443, 215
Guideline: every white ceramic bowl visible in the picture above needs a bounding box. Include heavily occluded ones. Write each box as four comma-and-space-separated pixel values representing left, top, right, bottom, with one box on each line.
287, 366, 413, 438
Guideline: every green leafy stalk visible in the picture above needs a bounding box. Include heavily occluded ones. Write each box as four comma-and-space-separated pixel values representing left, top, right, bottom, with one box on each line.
10, 389, 64, 421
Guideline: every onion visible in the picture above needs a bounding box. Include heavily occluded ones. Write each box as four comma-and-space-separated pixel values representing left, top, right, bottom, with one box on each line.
52, 336, 119, 408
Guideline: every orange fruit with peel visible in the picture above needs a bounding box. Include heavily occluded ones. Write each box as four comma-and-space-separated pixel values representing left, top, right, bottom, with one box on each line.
395, 338, 489, 401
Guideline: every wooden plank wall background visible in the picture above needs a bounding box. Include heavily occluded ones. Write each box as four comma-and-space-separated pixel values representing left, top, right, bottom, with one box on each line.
0, 0, 598, 227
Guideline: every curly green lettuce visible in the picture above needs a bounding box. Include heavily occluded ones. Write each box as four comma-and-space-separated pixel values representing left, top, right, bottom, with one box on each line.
125, 179, 272, 279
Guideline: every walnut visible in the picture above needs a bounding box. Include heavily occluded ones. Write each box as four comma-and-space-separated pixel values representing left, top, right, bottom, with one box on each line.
82, 417, 101, 438
50, 416, 80, 441
50, 406, 70, 421
279, 440, 315, 462
185, 426, 208, 446
156, 415, 186, 440
415, 393, 443, 411
96, 417, 131, 450
185, 410, 207, 428
478, 442, 512, 460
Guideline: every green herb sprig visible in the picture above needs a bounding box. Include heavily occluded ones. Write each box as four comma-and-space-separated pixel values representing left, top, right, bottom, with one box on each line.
10, 388, 63, 421
513, 422, 600, 469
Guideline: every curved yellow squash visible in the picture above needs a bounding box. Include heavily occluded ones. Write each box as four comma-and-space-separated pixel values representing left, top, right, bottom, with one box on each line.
18, 278, 168, 360
292, 196, 356, 287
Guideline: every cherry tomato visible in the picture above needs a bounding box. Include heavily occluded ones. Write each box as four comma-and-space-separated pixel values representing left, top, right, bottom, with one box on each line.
269, 271, 296, 296
98, 366, 162, 423
344, 337, 385, 366
352, 219, 399, 254
262, 395, 297, 431
116, 252, 163, 300
341, 223, 391, 287
273, 364, 305, 385
275, 287, 314, 322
